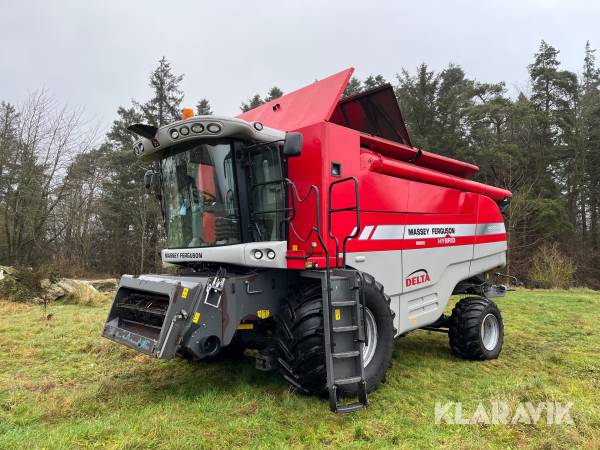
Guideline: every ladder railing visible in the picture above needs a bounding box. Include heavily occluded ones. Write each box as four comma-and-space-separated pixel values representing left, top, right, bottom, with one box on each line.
323, 177, 368, 412
328, 176, 361, 268
276, 176, 367, 413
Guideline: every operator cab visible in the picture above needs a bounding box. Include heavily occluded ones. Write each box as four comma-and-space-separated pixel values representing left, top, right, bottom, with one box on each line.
130, 115, 300, 267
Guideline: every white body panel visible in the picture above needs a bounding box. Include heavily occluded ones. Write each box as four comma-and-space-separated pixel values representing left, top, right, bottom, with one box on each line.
347, 222, 507, 337
161, 241, 288, 269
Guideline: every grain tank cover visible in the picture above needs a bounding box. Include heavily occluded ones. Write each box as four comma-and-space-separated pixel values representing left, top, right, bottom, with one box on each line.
237, 68, 354, 131
329, 84, 412, 147
238, 67, 480, 179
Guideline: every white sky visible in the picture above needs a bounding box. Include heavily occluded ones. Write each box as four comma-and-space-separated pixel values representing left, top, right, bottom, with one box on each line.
1, 0, 599, 133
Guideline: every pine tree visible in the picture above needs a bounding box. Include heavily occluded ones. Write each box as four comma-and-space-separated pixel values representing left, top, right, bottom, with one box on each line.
583, 41, 600, 92
528, 41, 578, 192
240, 94, 264, 112
265, 87, 283, 102
196, 98, 213, 116
342, 77, 362, 97
581, 41, 600, 259
139, 57, 184, 127
396, 64, 438, 149
363, 74, 386, 90
107, 106, 144, 150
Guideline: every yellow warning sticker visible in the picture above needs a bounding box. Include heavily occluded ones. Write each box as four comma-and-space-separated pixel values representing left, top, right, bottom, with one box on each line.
182, 287, 189, 299
192, 311, 201, 324
335, 309, 341, 321
257, 309, 270, 319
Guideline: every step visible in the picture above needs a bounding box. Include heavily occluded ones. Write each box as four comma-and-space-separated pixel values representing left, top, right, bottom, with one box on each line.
332, 350, 360, 359
331, 300, 357, 307
336, 402, 366, 413
332, 325, 358, 333
329, 275, 350, 281
334, 376, 362, 385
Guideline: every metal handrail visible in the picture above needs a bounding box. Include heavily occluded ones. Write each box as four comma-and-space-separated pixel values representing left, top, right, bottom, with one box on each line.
328, 177, 361, 268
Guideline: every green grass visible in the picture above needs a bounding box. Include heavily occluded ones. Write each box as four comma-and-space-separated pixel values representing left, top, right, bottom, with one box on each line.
0, 290, 599, 449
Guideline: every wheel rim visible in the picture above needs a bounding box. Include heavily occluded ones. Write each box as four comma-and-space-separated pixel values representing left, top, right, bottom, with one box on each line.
362, 307, 378, 367
481, 313, 500, 351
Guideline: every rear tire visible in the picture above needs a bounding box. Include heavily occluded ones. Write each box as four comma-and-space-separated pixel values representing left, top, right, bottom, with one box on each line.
448, 296, 503, 360
275, 273, 395, 396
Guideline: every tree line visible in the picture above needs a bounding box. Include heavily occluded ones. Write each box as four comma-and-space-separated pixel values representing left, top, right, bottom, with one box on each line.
1, 43, 599, 288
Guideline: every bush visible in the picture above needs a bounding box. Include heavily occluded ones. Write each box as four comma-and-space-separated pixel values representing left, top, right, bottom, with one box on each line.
528, 243, 576, 289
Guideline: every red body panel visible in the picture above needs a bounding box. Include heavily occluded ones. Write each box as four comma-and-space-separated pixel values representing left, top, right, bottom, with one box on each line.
360, 134, 480, 179
234, 68, 510, 268
238, 67, 483, 180
285, 122, 509, 268
237, 68, 354, 131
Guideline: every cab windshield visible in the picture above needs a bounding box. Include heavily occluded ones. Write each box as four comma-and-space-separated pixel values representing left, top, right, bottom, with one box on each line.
160, 140, 240, 248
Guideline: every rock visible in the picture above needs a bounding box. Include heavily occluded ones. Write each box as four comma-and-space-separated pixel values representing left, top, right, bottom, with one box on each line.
43, 283, 66, 301
59, 279, 106, 306
88, 279, 118, 293
0, 266, 108, 306
0, 265, 16, 276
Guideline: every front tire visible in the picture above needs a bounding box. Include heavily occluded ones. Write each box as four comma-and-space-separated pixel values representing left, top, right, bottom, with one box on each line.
448, 296, 504, 360
275, 273, 395, 396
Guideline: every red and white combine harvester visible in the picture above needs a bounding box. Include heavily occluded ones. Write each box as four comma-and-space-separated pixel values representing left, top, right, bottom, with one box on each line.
103, 68, 512, 412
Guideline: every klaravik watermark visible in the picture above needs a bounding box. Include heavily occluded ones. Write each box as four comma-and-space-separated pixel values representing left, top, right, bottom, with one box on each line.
434, 401, 574, 425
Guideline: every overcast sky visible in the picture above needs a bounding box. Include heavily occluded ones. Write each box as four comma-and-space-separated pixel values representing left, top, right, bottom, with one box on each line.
2, 0, 599, 133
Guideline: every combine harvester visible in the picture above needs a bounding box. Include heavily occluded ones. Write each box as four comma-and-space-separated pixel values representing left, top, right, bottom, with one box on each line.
103, 68, 511, 412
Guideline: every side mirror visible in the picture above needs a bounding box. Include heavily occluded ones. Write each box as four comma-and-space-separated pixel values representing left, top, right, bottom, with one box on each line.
282, 132, 302, 157
144, 170, 154, 189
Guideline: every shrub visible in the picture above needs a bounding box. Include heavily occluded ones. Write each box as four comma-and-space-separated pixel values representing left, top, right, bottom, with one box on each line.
528, 243, 576, 289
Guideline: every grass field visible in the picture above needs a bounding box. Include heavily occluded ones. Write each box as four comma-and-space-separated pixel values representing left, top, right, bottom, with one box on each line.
0, 289, 598, 449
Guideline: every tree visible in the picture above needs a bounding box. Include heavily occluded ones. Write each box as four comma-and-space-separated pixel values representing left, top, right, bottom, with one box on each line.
99, 59, 186, 274
396, 64, 438, 149
139, 57, 184, 127
265, 87, 283, 102
240, 94, 264, 112
396, 64, 474, 158
0, 91, 95, 265
57, 146, 110, 273
241, 86, 284, 112
363, 74, 386, 90
580, 42, 600, 281
528, 41, 578, 193
107, 105, 144, 150
196, 98, 212, 116
343, 77, 362, 97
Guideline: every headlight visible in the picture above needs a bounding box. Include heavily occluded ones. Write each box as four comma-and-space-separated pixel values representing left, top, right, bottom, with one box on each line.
169, 129, 179, 139
191, 123, 204, 133
267, 250, 276, 260
207, 123, 221, 133
253, 249, 263, 259
180, 126, 189, 136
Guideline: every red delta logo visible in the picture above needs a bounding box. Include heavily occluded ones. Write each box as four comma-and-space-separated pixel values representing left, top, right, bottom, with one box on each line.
405, 269, 431, 288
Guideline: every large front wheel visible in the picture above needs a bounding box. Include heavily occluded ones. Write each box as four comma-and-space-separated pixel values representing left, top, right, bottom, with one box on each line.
275, 274, 395, 396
